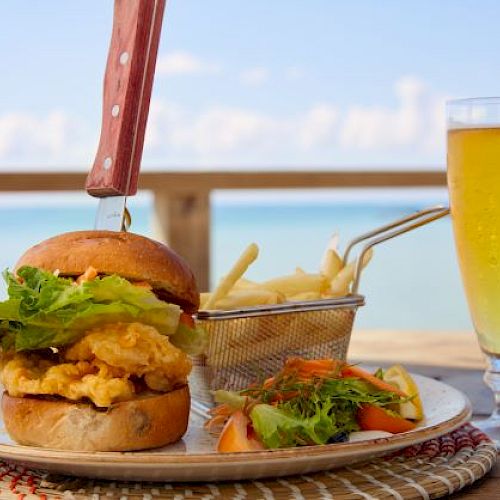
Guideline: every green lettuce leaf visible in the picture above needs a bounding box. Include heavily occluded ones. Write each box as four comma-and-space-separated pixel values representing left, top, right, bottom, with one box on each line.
303, 377, 403, 407
213, 389, 247, 410
170, 322, 207, 356
0, 266, 208, 353
0, 298, 21, 321
246, 376, 404, 449
250, 400, 347, 448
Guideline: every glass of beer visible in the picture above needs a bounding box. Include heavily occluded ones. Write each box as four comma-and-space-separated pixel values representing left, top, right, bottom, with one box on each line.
448, 97, 500, 443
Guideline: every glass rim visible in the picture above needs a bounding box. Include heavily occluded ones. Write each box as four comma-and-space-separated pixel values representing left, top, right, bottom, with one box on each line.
447, 97, 500, 108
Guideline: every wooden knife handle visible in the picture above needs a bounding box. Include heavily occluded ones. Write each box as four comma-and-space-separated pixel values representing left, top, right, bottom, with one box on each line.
86, 0, 166, 197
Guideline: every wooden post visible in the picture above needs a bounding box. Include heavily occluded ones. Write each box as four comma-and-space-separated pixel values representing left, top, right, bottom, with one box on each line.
153, 189, 210, 292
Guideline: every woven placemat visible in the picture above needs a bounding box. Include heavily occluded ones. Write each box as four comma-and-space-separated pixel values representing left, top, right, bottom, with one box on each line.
0, 424, 495, 499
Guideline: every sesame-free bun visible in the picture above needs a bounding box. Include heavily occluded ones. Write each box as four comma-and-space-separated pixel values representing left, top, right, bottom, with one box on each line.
15, 230, 199, 313
2, 387, 190, 451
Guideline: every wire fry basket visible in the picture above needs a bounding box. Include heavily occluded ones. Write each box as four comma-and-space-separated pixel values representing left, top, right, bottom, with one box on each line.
192, 206, 449, 403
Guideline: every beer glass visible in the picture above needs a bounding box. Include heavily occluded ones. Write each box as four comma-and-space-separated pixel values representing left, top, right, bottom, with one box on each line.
447, 97, 500, 443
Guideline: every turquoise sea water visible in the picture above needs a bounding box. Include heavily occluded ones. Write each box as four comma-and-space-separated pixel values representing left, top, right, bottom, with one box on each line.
0, 193, 472, 332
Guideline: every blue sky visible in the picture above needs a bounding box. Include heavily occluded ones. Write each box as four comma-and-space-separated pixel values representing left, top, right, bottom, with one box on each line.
1, 0, 500, 169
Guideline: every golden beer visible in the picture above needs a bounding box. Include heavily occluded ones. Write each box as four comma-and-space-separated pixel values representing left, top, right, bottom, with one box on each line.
448, 127, 500, 355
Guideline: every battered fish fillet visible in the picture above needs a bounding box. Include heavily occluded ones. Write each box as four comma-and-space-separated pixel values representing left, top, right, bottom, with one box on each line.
0, 323, 192, 407
0, 355, 134, 407
65, 322, 192, 392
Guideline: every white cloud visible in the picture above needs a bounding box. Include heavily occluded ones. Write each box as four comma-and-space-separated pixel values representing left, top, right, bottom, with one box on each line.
147, 101, 287, 156
239, 67, 269, 86
0, 75, 446, 168
143, 76, 445, 165
339, 76, 446, 152
0, 111, 88, 164
298, 104, 338, 149
146, 100, 337, 160
145, 100, 186, 149
156, 51, 220, 76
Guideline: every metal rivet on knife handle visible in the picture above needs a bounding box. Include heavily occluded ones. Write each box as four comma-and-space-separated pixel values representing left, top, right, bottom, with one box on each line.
119, 51, 129, 65
103, 157, 112, 170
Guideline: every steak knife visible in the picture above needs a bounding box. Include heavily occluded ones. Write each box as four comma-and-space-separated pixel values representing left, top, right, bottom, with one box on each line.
86, 0, 166, 230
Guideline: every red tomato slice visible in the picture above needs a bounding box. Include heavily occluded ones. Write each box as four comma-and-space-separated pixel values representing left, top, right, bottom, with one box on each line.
357, 404, 416, 433
179, 312, 195, 329
217, 410, 264, 453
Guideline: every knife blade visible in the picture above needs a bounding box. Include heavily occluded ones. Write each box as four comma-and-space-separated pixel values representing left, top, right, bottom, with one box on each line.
94, 196, 128, 231
86, 0, 166, 230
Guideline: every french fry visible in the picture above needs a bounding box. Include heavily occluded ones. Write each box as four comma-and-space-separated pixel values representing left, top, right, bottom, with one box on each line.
200, 292, 212, 309
215, 289, 284, 310
261, 273, 329, 298
233, 278, 260, 290
287, 291, 321, 301
204, 243, 259, 309
200, 235, 375, 310
329, 248, 373, 297
320, 248, 343, 280
320, 232, 339, 267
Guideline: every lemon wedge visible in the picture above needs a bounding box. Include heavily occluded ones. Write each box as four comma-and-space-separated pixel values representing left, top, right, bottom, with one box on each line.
383, 364, 424, 420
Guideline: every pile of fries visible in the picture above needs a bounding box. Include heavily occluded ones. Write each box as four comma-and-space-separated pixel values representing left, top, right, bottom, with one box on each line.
201, 237, 372, 311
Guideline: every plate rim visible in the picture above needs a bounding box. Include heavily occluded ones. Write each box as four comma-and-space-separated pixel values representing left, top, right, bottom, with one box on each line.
0, 374, 472, 468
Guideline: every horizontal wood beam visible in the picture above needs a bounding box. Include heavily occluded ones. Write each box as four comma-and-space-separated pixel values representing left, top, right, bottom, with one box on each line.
0, 170, 446, 192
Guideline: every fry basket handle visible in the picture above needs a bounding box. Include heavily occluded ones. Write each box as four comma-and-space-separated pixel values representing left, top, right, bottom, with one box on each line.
346, 205, 450, 295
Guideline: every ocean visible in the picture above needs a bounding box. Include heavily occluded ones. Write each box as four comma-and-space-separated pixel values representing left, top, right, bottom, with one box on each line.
0, 189, 472, 332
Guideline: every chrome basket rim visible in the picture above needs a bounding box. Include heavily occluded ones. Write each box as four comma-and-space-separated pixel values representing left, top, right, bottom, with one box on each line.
196, 294, 365, 320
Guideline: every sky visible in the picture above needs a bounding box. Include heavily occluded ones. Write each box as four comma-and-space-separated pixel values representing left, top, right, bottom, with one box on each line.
1, 0, 500, 170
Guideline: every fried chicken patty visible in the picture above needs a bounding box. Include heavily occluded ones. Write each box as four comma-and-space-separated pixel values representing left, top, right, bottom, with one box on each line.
1, 323, 192, 407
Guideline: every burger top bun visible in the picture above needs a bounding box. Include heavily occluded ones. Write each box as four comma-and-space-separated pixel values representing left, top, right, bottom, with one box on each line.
15, 230, 199, 313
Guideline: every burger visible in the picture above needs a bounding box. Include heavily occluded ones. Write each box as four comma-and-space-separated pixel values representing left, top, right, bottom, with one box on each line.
0, 231, 206, 451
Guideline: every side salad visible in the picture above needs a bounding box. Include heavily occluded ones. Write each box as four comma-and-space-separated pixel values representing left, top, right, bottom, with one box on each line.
206, 358, 424, 452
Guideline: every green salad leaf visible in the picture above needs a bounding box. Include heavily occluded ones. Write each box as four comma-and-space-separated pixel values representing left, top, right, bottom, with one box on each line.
0, 266, 206, 353
213, 389, 247, 410
229, 375, 405, 449
170, 321, 208, 356
250, 399, 344, 448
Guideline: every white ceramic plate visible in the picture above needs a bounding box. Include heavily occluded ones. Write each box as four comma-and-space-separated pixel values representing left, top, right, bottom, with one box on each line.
0, 374, 471, 482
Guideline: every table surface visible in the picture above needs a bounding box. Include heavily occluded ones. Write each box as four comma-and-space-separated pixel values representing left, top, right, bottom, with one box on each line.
1, 328, 496, 498
349, 328, 498, 498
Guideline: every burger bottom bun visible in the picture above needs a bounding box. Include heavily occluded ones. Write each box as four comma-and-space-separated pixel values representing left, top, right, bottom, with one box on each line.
2, 387, 190, 452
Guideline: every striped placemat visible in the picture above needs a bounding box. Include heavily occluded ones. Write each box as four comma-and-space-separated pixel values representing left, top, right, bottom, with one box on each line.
0, 424, 495, 499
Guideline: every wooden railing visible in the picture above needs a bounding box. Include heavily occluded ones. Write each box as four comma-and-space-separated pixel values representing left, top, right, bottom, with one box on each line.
0, 170, 446, 291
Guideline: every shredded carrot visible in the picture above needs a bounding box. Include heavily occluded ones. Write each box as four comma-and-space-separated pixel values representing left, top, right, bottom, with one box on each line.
341, 365, 407, 397
271, 390, 300, 403
209, 404, 233, 417
262, 377, 275, 388
76, 266, 98, 285
206, 400, 248, 432
133, 280, 153, 290
205, 414, 228, 433
282, 358, 343, 380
